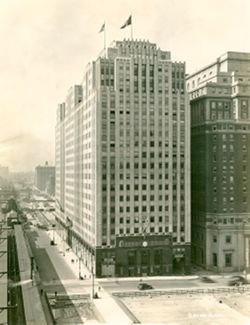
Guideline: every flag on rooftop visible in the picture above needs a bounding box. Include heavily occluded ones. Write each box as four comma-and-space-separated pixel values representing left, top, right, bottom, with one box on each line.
99, 22, 105, 33
120, 15, 132, 29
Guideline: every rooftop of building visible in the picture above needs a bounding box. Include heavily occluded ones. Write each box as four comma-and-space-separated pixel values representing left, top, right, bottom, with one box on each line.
98, 38, 172, 61
187, 51, 250, 80
35, 161, 55, 169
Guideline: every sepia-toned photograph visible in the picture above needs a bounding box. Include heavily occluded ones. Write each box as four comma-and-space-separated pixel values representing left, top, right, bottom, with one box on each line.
0, 0, 250, 324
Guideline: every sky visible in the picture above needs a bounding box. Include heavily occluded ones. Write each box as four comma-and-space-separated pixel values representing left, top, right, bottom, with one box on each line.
0, 0, 249, 172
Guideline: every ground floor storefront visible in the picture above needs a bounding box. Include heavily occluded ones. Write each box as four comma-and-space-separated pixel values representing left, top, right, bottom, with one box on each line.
55, 217, 191, 278
95, 235, 191, 278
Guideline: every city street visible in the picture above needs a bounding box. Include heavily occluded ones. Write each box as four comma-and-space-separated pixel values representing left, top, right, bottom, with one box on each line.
25, 210, 236, 294
100, 276, 233, 293
101, 278, 200, 292
21, 208, 250, 325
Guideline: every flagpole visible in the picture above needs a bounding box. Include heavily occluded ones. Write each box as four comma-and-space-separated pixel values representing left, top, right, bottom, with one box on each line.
104, 23, 106, 56
131, 15, 133, 40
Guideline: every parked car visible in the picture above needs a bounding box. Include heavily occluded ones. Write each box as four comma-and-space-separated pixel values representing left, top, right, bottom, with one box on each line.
200, 276, 215, 283
37, 224, 48, 230
228, 276, 248, 286
137, 282, 153, 290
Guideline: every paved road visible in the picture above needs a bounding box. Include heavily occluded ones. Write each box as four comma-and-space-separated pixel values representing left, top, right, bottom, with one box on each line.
26, 217, 233, 295
104, 279, 203, 292
100, 276, 233, 293
24, 211, 237, 296
101, 279, 199, 292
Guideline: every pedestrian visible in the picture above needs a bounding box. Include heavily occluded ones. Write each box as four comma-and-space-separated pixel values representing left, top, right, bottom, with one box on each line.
55, 291, 57, 298
40, 288, 43, 295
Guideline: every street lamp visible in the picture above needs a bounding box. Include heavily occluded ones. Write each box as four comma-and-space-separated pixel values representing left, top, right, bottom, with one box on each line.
91, 252, 94, 298
50, 224, 56, 245
91, 250, 98, 298
243, 220, 249, 280
78, 252, 83, 280
30, 256, 34, 280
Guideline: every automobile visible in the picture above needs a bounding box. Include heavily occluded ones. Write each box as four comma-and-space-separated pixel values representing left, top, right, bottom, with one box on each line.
37, 224, 48, 230
200, 276, 215, 283
137, 282, 154, 290
228, 276, 248, 286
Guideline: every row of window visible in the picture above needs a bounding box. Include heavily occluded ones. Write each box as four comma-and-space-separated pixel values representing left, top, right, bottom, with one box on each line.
213, 252, 232, 267
102, 183, 185, 191
212, 235, 232, 244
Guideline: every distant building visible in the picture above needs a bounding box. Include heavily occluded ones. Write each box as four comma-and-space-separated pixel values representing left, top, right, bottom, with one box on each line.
56, 39, 191, 277
0, 178, 15, 207
187, 52, 250, 272
0, 165, 9, 180
35, 162, 55, 196
10, 171, 34, 186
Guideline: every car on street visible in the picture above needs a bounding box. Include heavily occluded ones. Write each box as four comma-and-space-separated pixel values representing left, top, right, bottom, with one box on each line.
37, 224, 48, 230
200, 276, 215, 283
137, 282, 154, 290
228, 276, 248, 286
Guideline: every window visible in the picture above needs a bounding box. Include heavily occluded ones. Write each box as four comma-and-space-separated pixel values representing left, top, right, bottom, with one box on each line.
154, 250, 162, 264
211, 101, 216, 109
225, 235, 231, 244
128, 251, 136, 266
213, 235, 217, 243
141, 250, 149, 265
213, 253, 217, 267
225, 253, 232, 267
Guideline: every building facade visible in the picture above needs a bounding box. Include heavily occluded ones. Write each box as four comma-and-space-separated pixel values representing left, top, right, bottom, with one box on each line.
55, 40, 191, 277
187, 52, 250, 272
35, 162, 55, 196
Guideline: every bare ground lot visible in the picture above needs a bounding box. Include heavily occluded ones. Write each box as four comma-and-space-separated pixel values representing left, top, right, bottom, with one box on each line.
121, 292, 250, 324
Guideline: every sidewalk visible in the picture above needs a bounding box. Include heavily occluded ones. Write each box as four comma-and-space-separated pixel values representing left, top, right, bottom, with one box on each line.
47, 230, 133, 324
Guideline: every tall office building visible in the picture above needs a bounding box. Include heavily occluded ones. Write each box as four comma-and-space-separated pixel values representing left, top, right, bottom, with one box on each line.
187, 52, 250, 272
55, 40, 190, 277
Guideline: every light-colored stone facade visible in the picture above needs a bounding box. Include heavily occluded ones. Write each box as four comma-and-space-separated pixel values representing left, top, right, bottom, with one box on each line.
55, 40, 191, 277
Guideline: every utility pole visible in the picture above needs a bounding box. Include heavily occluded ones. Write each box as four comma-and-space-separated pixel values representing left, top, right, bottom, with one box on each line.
52, 224, 55, 244
78, 253, 82, 279
91, 252, 95, 298
30, 257, 34, 280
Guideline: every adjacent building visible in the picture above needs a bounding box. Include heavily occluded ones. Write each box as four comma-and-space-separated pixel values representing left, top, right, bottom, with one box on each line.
187, 52, 250, 272
55, 39, 191, 277
35, 162, 55, 196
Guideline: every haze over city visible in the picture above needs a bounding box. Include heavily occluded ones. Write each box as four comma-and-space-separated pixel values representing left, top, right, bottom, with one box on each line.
0, 0, 249, 171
